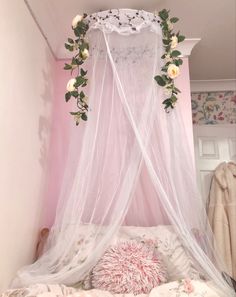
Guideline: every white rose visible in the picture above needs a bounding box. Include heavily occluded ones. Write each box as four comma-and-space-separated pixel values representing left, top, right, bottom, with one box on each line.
153, 10, 158, 16
167, 64, 180, 79
72, 15, 83, 29
171, 35, 178, 49
73, 43, 79, 51
83, 96, 89, 103
167, 20, 173, 30
164, 83, 172, 96
164, 87, 172, 96
165, 54, 172, 63
81, 48, 89, 60
66, 78, 76, 92
74, 114, 81, 125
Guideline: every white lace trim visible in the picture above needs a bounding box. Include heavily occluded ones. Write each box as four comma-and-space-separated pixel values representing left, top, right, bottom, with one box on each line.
87, 9, 161, 35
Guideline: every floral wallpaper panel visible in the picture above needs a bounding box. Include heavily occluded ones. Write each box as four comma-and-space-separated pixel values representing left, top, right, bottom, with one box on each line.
191, 91, 236, 125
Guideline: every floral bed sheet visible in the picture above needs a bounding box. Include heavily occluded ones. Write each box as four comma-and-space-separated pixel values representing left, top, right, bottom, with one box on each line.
1, 280, 221, 297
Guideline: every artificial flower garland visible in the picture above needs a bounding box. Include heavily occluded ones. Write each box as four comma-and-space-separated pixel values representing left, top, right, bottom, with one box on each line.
64, 13, 89, 125
154, 9, 185, 110
64, 9, 185, 124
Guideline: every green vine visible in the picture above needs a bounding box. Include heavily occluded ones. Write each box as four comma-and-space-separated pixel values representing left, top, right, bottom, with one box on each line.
154, 9, 185, 111
65, 9, 185, 125
64, 14, 89, 125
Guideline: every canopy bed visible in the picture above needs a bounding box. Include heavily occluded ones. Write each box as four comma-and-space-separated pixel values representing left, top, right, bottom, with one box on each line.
2, 8, 235, 297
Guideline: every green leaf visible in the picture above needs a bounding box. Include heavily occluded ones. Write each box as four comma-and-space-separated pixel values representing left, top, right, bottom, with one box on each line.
154, 75, 166, 87
158, 9, 169, 21
165, 45, 171, 52
162, 23, 168, 32
80, 68, 87, 76
163, 75, 171, 83
80, 42, 89, 51
174, 87, 181, 93
172, 87, 181, 94
81, 113, 88, 121
171, 50, 181, 57
163, 99, 173, 110
161, 66, 168, 72
74, 25, 85, 37
163, 98, 171, 105
71, 58, 77, 65
64, 63, 72, 70
65, 43, 74, 51
75, 22, 89, 36
65, 92, 71, 102
178, 35, 185, 43
162, 38, 168, 44
170, 17, 179, 23
70, 112, 80, 115
173, 59, 183, 66
171, 95, 178, 102
71, 91, 78, 97
162, 39, 170, 45
75, 76, 85, 87
80, 91, 85, 99
68, 38, 74, 44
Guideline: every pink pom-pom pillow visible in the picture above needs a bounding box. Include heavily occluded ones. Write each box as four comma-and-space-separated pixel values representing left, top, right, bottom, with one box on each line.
91, 240, 167, 295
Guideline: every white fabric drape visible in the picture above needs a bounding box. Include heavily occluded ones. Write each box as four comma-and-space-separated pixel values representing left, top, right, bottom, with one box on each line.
12, 9, 234, 296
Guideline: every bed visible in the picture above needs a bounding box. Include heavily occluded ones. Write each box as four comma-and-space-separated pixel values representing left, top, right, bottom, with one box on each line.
0, 226, 225, 297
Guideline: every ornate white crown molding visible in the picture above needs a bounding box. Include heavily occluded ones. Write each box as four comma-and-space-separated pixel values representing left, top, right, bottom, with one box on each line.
190, 79, 236, 92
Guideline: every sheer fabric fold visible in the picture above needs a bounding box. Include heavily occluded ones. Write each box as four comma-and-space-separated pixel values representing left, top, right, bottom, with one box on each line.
12, 9, 234, 296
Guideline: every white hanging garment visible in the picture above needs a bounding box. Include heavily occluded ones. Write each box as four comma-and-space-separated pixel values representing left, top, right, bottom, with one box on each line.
208, 162, 236, 279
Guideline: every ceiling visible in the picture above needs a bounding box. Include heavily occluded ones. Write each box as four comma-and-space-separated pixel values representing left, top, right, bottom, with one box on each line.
25, 0, 236, 80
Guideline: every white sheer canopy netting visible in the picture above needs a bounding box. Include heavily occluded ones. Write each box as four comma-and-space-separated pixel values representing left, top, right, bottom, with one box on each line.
12, 9, 234, 296
87, 9, 161, 34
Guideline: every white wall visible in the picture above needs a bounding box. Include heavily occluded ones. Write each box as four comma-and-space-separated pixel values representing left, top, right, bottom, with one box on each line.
0, 0, 55, 291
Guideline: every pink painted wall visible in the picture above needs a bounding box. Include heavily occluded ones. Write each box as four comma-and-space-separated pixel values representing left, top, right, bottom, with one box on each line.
43, 57, 194, 227
41, 60, 73, 227
0, 0, 55, 290
41, 60, 86, 226
176, 58, 195, 161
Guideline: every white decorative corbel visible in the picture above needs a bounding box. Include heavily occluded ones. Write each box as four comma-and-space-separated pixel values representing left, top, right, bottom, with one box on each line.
177, 38, 201, 57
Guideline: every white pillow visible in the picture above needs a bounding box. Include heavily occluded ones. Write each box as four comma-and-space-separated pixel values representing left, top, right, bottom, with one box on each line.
74, 224, 200, 282
116, 225, 200, 281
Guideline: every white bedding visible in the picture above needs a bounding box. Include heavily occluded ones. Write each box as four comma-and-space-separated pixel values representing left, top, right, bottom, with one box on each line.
3, 226, 224, 296
0, 280, 221, 297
